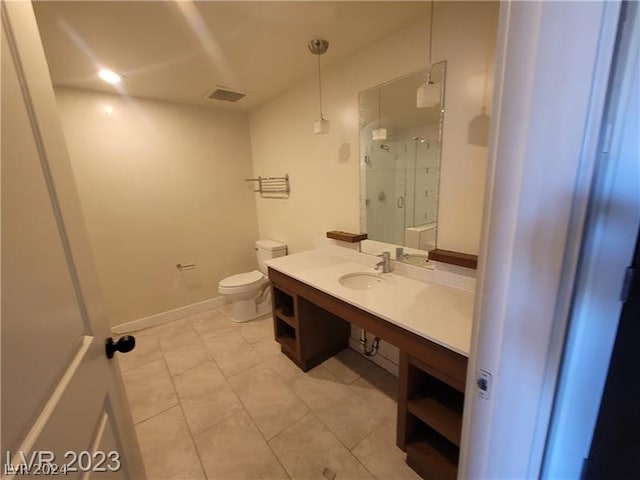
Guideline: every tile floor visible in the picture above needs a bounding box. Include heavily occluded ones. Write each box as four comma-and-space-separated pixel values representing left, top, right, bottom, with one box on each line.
119, 307, 420, 480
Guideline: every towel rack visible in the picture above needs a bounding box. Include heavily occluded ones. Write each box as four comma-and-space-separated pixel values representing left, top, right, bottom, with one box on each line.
245, 175, 290, 198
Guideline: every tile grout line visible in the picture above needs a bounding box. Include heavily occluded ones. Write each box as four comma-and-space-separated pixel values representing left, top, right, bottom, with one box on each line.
286, 364, 396, 478
182, 361, 246, 440
177, 312, 291, 478
288, 366, 367, 448
131, 401, 179, 428
242, 364, 311, 443
160, 326, 211, 480
224, 364, 295, 479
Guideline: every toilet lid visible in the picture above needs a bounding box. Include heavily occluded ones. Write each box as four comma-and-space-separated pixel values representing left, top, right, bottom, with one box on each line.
219, 270, 265, 288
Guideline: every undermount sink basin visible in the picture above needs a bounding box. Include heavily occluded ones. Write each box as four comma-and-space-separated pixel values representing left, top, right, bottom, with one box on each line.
338, 272, 386, 290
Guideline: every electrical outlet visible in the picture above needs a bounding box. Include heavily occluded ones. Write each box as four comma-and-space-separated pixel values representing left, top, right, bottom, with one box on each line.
476, 370, 492, 400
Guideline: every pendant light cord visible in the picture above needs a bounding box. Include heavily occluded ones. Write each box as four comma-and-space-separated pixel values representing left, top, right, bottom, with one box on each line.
317, 54, 324, 120
377, 88, 381, 129
428, 0, 434, 83
428, 0, 434, 66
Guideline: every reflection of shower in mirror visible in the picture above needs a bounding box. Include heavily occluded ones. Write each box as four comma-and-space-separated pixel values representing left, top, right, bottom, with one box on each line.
359, 64, 446, 261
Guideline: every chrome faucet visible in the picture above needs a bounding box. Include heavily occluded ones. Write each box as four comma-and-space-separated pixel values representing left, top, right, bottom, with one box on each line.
375, 251, 392, 273
395, 247, 409, 261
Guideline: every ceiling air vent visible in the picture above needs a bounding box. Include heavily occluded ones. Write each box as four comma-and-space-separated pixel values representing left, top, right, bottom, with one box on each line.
207, 88, 246, 103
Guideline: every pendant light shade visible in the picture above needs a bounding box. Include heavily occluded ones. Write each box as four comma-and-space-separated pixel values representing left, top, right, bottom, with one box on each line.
372, 86, 387, 140
372, 128, 387, 141
417, 78, 441, 108
309, 39, 329, 134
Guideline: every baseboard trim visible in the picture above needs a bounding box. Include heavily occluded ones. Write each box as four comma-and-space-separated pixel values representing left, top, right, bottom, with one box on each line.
348, 338, 399, 377
111, 296, 226, 334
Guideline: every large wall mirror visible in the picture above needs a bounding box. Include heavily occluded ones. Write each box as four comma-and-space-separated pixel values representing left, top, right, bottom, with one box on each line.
359, 64, 446, 266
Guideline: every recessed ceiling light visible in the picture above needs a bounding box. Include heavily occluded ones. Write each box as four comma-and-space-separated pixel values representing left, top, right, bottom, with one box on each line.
98, 69, 121, 85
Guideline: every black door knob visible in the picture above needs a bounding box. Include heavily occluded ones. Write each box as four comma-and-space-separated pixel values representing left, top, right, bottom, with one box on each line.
105, 335, 136, 359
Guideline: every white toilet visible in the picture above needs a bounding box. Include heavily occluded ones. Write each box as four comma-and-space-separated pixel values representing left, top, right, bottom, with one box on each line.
218, 239, 287, 322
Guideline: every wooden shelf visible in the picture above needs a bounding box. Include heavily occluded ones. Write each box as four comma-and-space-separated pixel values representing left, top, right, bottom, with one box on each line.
277, 334, 296, 355
428, 248, 478, 270
275, 307, 296, 328
408, 397, 462, 446
326, 230, 368, 243
405, 440, 458, 480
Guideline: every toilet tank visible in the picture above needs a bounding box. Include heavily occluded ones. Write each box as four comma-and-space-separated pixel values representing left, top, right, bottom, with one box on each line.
255, 239, 287, 274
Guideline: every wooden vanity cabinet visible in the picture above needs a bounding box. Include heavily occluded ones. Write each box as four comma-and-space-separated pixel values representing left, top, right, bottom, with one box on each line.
271, 285, 298, 361
398, 351, 466, 480
270, 270, 350, 371
268, 267, 468, 480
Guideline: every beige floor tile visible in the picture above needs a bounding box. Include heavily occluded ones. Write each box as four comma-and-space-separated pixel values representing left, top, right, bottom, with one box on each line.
235, 316, 274, 344
321, 348, 374, 384
229, 364, 309, 439
352, 420, 421, 480
289, 365, 343, 403
117, 335, 162, 371
135, 405, 205, 480
270, 414, 374, 480
252, 335, 281, 357
140, 317, 193, 339
189, 308, 236, 340
359, 363, 398, 399
173, 361, 243, 435
203, 330, 261, 378
158, 329, 211, 376
291, 366, 381, 449
350, 367, 398, 421
194, 410, 288, 480
122, 359, 178, 423
260, 353, 305, 384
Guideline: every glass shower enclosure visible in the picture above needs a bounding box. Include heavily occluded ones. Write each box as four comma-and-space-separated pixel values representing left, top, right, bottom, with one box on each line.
359, 64, 445, 252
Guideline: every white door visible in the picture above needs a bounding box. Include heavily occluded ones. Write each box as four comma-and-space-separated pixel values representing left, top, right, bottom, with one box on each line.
1, 2, 145, 478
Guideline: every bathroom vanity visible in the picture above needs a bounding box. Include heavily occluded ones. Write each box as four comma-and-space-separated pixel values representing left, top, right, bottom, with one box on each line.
265, 248, 473, 480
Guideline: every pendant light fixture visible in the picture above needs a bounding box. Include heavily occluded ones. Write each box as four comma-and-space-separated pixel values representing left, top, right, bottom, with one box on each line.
372, 88, 387, 141
309, 39, 329, 134
417, 0, 441, 108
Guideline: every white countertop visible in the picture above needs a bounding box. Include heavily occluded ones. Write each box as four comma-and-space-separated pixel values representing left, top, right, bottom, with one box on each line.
264, 247, 474, 357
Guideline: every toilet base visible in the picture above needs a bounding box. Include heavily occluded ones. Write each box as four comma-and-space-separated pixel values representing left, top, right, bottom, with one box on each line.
225, 290, 272, 323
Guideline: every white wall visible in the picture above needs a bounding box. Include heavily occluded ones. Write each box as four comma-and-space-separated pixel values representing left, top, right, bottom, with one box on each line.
249, 1, 498, 256
55, 88, 259, 327
436, 2, 499, 254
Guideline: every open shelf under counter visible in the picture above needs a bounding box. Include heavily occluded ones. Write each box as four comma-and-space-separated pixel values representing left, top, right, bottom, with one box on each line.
407, 396, 463, 447
405, 436, 459, 480
274, 306, 296, 328
398, 351, 466, 479
277, 333, 297, 356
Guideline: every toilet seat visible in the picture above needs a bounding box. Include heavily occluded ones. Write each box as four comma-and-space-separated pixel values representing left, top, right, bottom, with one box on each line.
218, 270, 268, 295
